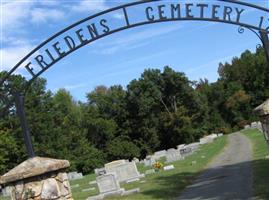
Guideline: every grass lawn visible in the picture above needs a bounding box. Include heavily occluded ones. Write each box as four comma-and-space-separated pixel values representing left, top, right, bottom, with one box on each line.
242, 129, 269, 200
0, 136, 227, 200
71, 136, 227, 200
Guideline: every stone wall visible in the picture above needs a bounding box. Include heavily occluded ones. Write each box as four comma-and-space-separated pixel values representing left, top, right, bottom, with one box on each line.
254, 99, 269, 149
8, 171, 72, 200
260, 115, 269, 146
0, 157, 73, 200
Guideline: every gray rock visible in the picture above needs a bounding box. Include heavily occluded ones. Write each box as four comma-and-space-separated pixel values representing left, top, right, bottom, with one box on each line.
1, 186, 12, 197
41, 178, 60, 199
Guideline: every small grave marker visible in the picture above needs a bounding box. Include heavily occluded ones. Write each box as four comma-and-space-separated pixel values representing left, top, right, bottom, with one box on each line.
145, 169, 155, 175
70, 184, 79, 189
191, 161, 197, 165
82, 187, 96, 192
163, 165, 175, 171
89, 180, 97, 185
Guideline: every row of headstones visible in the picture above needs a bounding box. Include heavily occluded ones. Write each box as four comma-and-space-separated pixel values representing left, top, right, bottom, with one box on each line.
199, 133, 222, 144
66, 133, 223, 198
244, 121, 263, 132
139, 133, 223, 167
0, 134, 222, 198
88, 160, 144, 200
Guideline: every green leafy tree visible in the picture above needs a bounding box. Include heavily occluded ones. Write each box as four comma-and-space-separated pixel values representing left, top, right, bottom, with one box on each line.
106, 137, 140, 160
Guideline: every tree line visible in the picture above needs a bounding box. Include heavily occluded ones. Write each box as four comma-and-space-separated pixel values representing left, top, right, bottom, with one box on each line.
0, 47, 268, 175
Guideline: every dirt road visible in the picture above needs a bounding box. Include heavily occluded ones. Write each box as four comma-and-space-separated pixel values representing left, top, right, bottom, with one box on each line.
178, 132, 253, 200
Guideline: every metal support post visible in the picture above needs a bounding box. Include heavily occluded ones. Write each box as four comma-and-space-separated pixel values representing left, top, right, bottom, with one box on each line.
14, 92, 35, 158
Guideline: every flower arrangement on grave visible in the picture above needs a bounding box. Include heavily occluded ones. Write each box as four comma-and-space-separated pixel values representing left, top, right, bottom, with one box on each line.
153, 161, 163, 171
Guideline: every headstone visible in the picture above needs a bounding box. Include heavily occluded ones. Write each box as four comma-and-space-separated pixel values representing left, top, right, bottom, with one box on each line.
89, 180, 97, 185
145, 169, 155, 175
143, 156, 156, 167
207, 136, 215, 142
95, 173, 124, 198
133, 157, 140, 163
166, 148, 183, 163
257, 121, 263, 132
191, 161, 197, 165
104, 160, 126, 169
67, 171, 83, 180
200, 135, 214, 144
250, 121, 263, 132
180, 147, 192, 156
94, 168, 106, 176
82, 187, 96, 192
70, 184, 79, 188
185, 142, 200, 152
199, 137, 207, 144
105, 161, 144, 183
208, 134, 218, 140
153, 150, 167, 160
217, 133, 223, 137
177, 144, 185, 150
244, 125, 250, 129
251, 122, 258, 129
163, 165, 175, 171
87, 173, 140, 200
122, 188, 140, 196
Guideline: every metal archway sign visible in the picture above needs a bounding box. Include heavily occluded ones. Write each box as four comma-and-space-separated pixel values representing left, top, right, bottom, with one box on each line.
1, 0, 269, 157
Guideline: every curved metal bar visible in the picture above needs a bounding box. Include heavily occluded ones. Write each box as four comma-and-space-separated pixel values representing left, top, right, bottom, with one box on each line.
1, 0, 269, 87
237, 26, 268, 54
256, 44, 262, 49
0, 0, 160, 86
238, 26, 245, 34
20, 18, 267, 89
244, 27, 263, 41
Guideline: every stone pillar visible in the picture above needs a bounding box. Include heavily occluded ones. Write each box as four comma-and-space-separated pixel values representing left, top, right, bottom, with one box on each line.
0, 157, 73, 200
254, 99, 269, 150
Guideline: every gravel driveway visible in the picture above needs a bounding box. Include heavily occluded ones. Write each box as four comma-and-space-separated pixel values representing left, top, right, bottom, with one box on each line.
178, 132, 253, 200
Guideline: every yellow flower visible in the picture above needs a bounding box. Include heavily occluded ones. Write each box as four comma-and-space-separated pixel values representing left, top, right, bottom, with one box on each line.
153, 161, 163, 169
